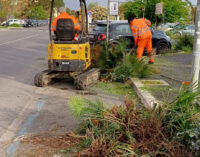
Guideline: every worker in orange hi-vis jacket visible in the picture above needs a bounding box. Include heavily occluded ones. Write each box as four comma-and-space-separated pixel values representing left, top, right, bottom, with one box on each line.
128, 16, 154, 64
52, 7, 81, 40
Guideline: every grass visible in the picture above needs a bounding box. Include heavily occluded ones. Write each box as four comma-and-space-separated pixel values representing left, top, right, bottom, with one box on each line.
9, 23, 22, 27
141, 86, 178, 103
141, 80, 164, 85
0, 26, 8, 28
90, 81, 136, 98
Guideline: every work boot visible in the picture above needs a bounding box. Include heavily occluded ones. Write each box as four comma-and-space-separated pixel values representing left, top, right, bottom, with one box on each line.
148, 61, 154, 64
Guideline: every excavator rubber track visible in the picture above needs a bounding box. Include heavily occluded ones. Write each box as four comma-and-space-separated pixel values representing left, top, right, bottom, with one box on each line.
34, 70, 51, 87
34, 70, 65, 87
34, 68, 100, 89
74, 68, 100, 90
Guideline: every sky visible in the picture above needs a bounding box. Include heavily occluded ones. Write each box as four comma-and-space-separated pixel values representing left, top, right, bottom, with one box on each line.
64, 0, 197, 10
65, 0, 127, 10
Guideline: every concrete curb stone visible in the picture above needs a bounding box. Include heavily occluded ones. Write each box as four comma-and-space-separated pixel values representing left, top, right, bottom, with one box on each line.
130, 78, 160, 109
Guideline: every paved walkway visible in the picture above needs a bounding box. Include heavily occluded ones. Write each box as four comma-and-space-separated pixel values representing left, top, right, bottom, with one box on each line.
153, 53, 193, 87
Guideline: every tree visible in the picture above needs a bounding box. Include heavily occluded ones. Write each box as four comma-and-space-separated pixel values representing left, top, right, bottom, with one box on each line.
0, 0, 12, 20
29, 6, 47, 19
123, 0, 143, 19
185, 0, 196, 23
91, 6, 107, 21
123, 0, 190, 24
119, 3, 126, 20
66, 8, 76, 16
88, 2, 98, 10
0, 10, 6, 21
54, 0, 65, 9
28, 0, 64, 16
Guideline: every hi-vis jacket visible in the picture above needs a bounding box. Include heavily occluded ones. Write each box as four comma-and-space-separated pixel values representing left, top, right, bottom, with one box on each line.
52, 12, 81, 32
130, 18, 152, 45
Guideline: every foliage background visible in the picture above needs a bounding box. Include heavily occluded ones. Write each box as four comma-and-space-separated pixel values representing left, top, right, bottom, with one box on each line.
122, 0, 190, 24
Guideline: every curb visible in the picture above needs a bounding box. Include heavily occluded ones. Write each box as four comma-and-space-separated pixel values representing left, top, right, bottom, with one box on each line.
0, 27, 24, 31
8, 27, 23, 30
129, 78, 160, 109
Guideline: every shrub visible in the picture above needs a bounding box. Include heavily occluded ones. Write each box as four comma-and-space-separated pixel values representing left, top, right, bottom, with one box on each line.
175, 34, 194, 52
112, 54, 151, 82
97, 40, 153, 81
97, 40, 130, 70
9, 23, 21, 27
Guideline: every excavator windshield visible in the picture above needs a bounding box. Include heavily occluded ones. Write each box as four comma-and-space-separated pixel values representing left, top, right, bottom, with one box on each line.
49, 0, 88, 42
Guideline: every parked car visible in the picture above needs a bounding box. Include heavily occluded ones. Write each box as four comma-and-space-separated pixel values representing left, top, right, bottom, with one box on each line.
180, 25, 195, 36
24, 19, 36, 27
7, 19, 21, 26
1, 20, 7, 26
89, 21, 172, 54
19, 19, 26, 27
158, 23, 178, 32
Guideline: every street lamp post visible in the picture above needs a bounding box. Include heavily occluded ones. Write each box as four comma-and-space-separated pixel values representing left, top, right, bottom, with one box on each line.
191, 0, 200, 91
107, 0, 110, 43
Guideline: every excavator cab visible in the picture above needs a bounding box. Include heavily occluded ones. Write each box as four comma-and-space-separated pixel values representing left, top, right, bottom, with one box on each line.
34, 0, 99, 89
55, 19, 75, 41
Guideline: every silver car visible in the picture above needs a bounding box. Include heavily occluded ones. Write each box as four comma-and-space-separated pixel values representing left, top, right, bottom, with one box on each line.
180, 25, 195, 36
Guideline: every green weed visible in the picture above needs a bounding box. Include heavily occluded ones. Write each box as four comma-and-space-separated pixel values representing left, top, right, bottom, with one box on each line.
93, 82, 136, 97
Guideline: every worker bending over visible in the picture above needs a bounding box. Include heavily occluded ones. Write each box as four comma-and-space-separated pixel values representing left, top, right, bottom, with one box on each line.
52, 7, 81, 40
128, 16, 154, 64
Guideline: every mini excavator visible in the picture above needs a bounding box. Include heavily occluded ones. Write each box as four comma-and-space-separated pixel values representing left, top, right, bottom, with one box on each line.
34, 0, 100, 90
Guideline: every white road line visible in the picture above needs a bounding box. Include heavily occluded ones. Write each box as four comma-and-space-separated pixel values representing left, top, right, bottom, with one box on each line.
0, 34, 41, 46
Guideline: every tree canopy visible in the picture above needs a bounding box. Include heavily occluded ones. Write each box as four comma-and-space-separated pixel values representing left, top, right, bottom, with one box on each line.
88, 2, 98, 10
91, 6, 107, 21
123, 0, 190, 23
66, 8, 76, 16
29, 6, 47, 19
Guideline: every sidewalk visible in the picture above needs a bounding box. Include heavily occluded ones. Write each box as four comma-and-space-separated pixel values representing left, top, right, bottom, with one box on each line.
152, 53, 192, 87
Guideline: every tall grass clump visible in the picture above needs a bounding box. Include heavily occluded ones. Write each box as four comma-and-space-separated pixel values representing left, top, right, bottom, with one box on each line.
175, 34, 194, 52
162, 86, 200, 156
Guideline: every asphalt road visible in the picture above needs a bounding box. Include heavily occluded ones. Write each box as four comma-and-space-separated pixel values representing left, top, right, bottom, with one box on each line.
0, 27, 123, 157
0, 27, 50, 156
157, 53, 193, 87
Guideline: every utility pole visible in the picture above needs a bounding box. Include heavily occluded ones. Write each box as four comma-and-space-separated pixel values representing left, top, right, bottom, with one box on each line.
191, 0, 200, 91
142, 0, 145, 18
107, 0, 110, 42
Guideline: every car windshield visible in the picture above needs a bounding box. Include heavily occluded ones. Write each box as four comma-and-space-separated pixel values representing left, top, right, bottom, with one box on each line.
93, 24, 107, 32
113, 24, 132, 34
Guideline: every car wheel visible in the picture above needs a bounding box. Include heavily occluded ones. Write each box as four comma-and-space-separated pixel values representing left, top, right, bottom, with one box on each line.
156, 42, 170, 55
